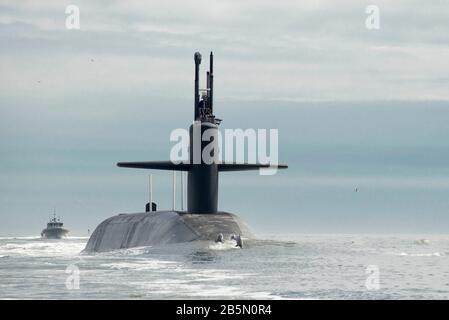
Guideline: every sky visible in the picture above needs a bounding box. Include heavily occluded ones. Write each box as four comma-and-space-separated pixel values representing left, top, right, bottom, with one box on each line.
1, 0, 449, 235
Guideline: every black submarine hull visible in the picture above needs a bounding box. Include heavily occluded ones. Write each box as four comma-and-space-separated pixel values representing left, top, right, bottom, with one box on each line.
84, 211, 254, 252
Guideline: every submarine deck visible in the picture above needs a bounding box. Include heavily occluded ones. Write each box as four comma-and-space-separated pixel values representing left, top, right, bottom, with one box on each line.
83, 211, 254, 252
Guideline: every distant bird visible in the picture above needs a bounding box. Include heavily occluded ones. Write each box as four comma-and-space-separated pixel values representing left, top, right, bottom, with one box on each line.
90, 58, 94, 62
354, 187, 359, 192
37, 80, 41, 84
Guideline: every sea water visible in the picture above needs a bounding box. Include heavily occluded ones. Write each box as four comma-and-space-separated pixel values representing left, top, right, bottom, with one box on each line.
0, 234, 448, 299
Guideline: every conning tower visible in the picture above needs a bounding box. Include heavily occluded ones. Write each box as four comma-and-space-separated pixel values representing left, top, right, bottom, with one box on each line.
117, 52, 287, 214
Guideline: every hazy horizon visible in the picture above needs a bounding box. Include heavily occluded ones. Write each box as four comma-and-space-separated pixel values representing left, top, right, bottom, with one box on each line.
1, 1, 449, 235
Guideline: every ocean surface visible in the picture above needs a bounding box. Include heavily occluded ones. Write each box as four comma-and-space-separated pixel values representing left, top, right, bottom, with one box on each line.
1, 234, 449, 300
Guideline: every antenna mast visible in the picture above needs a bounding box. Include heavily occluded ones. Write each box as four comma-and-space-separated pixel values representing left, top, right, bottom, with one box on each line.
180, 172, 184, 210
209, 51, 213, 113
194, 52, 201, 120
172, 171, 176, 210
149, 174, 153, 212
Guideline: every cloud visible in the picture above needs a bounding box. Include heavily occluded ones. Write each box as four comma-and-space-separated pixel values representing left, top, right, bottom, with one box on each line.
1, 1, 449, 102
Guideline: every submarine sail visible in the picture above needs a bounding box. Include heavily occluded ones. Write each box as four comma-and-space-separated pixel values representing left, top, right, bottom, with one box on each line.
84, 52, 287, 252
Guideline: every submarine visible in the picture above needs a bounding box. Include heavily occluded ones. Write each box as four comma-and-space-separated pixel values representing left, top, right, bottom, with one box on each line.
84, 52, 287, 252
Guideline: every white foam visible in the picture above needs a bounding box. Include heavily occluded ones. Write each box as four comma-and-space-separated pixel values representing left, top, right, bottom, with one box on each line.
396, 252, 444, 257
100, 260, 177, 271
414, 239, 431, 245
136, 280, 283, 299
0, 240, 86, 257
0, 236, 41, 240
208, 240, 240, 250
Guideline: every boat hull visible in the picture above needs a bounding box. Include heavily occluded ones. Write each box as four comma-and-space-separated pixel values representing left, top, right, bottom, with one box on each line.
41, 228, 69, 239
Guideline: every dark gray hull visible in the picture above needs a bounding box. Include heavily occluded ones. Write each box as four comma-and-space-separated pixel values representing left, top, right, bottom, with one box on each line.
83, 211, 254, 252
41, 228, 69, 239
